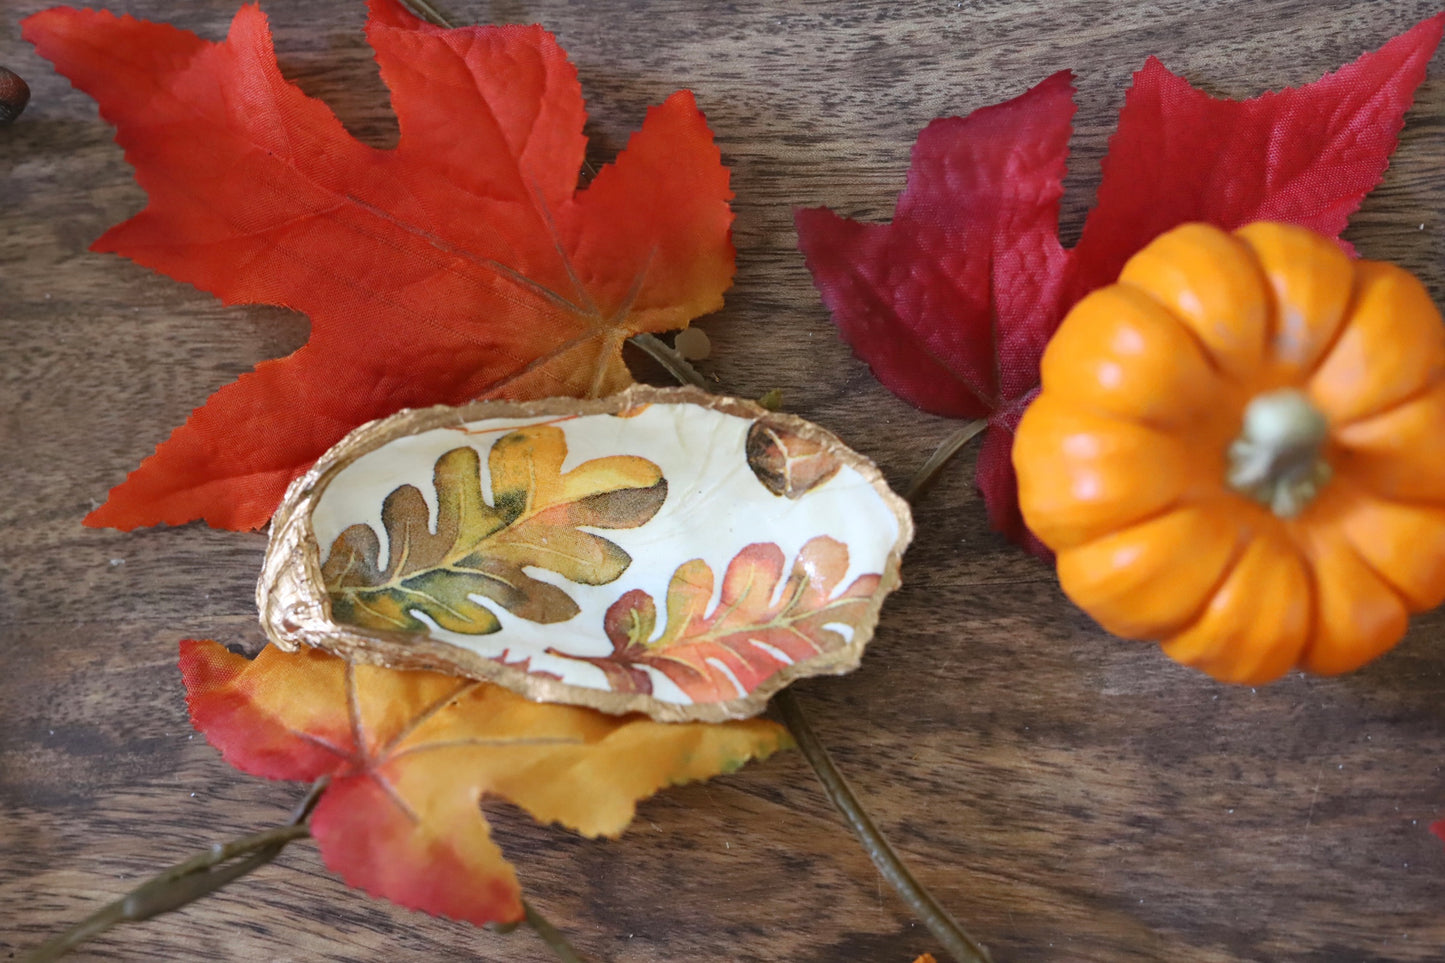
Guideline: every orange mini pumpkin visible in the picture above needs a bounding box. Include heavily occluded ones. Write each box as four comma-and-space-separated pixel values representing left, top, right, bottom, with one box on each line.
1014, 222, 1445, 683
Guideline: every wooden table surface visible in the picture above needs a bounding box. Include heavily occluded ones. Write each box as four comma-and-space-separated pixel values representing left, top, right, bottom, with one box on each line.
4, 1, 1445, 960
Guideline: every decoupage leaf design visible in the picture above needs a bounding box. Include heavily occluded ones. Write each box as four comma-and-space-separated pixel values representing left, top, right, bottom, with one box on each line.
261, 389, 913, 721
322, 424, 666, 635
796, 14, 1444, 554
24, 0, 734, 532
580, 536, 880, 703
746, 420, 842, 498
180, 639, 790, 926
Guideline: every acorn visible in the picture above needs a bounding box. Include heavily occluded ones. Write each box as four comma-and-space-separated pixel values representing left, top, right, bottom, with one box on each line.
0, 67, 31, 125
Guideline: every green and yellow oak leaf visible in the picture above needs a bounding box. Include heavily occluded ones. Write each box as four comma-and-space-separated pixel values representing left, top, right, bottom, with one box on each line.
180, 639, 790, 925
322, 424, 666, 635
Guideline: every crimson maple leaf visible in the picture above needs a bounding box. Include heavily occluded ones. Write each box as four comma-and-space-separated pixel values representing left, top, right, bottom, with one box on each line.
796, 14, 1444, 555
24, 0, 734, 532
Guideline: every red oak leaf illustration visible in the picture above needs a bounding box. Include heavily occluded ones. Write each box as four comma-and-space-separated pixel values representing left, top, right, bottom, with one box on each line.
797, 14, 1444, 554
24, 0, 734, 532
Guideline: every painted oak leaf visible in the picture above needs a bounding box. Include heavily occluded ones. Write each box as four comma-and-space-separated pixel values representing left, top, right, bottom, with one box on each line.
575, 536, 881, 704
796, 14, 1444, 555
323, 424, 666, 635
24, 0, 734, 532
180, 639, 790, 926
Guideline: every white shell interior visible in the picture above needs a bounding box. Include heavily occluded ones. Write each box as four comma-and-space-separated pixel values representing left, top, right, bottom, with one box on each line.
309, 403, 901, 705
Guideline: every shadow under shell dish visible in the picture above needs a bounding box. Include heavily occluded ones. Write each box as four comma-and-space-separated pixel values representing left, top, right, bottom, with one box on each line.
259, 386, 913, 722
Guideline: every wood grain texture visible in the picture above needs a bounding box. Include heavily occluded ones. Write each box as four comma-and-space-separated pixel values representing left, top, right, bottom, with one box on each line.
3, 1, 1445, 960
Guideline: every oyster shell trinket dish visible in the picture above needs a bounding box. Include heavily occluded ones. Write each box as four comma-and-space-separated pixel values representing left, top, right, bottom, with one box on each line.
260, 386, 912, 722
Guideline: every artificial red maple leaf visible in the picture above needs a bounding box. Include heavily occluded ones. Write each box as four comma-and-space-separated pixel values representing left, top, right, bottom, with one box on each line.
180, 639, 789, 926
796, 14, 1444, 555
24, 0, 734, 532
796, 70, 1074, 556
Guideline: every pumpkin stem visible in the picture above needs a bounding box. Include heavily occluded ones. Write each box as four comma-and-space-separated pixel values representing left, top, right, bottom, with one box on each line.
1226, 388, 1332, 517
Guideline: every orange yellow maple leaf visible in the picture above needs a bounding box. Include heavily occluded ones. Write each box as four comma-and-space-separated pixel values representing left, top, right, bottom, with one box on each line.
181, 639, 791, 925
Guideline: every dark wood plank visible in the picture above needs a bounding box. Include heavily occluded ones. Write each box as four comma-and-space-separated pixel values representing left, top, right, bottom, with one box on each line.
3, 1, 1444, 960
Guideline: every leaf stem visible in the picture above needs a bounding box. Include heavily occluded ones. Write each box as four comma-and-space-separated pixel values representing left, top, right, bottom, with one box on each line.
19, 778, 328, 963
774, 690, 993, 963
524, 900, 592, 963
402, 0, 455, 28
904, 419, 989, 503
641, 333, 991, 959
628, 332, 710, 389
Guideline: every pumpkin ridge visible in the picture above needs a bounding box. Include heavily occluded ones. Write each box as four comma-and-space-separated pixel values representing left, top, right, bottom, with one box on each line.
1293, 520, 1412, 673
1057, 498, 1241, 638
1322, 477, 1445, 514
1070, 498, 1186, 554
1160, 527, 1309, 683
1028, 446, 1191, 553
1242, 234, 1279, 362
1057, 383, 1217, 436
1118, 278, 1237, 386
1118, 224, 1273, 383
1293, 252, 1367, 384
1161, 511, 1252, 641
1321, 480, 1445, 611
1296, 535, 1319, 675
1302, 511, 1413, 612
1325, 371, 1445, 433
1228, 227, 1280, 381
